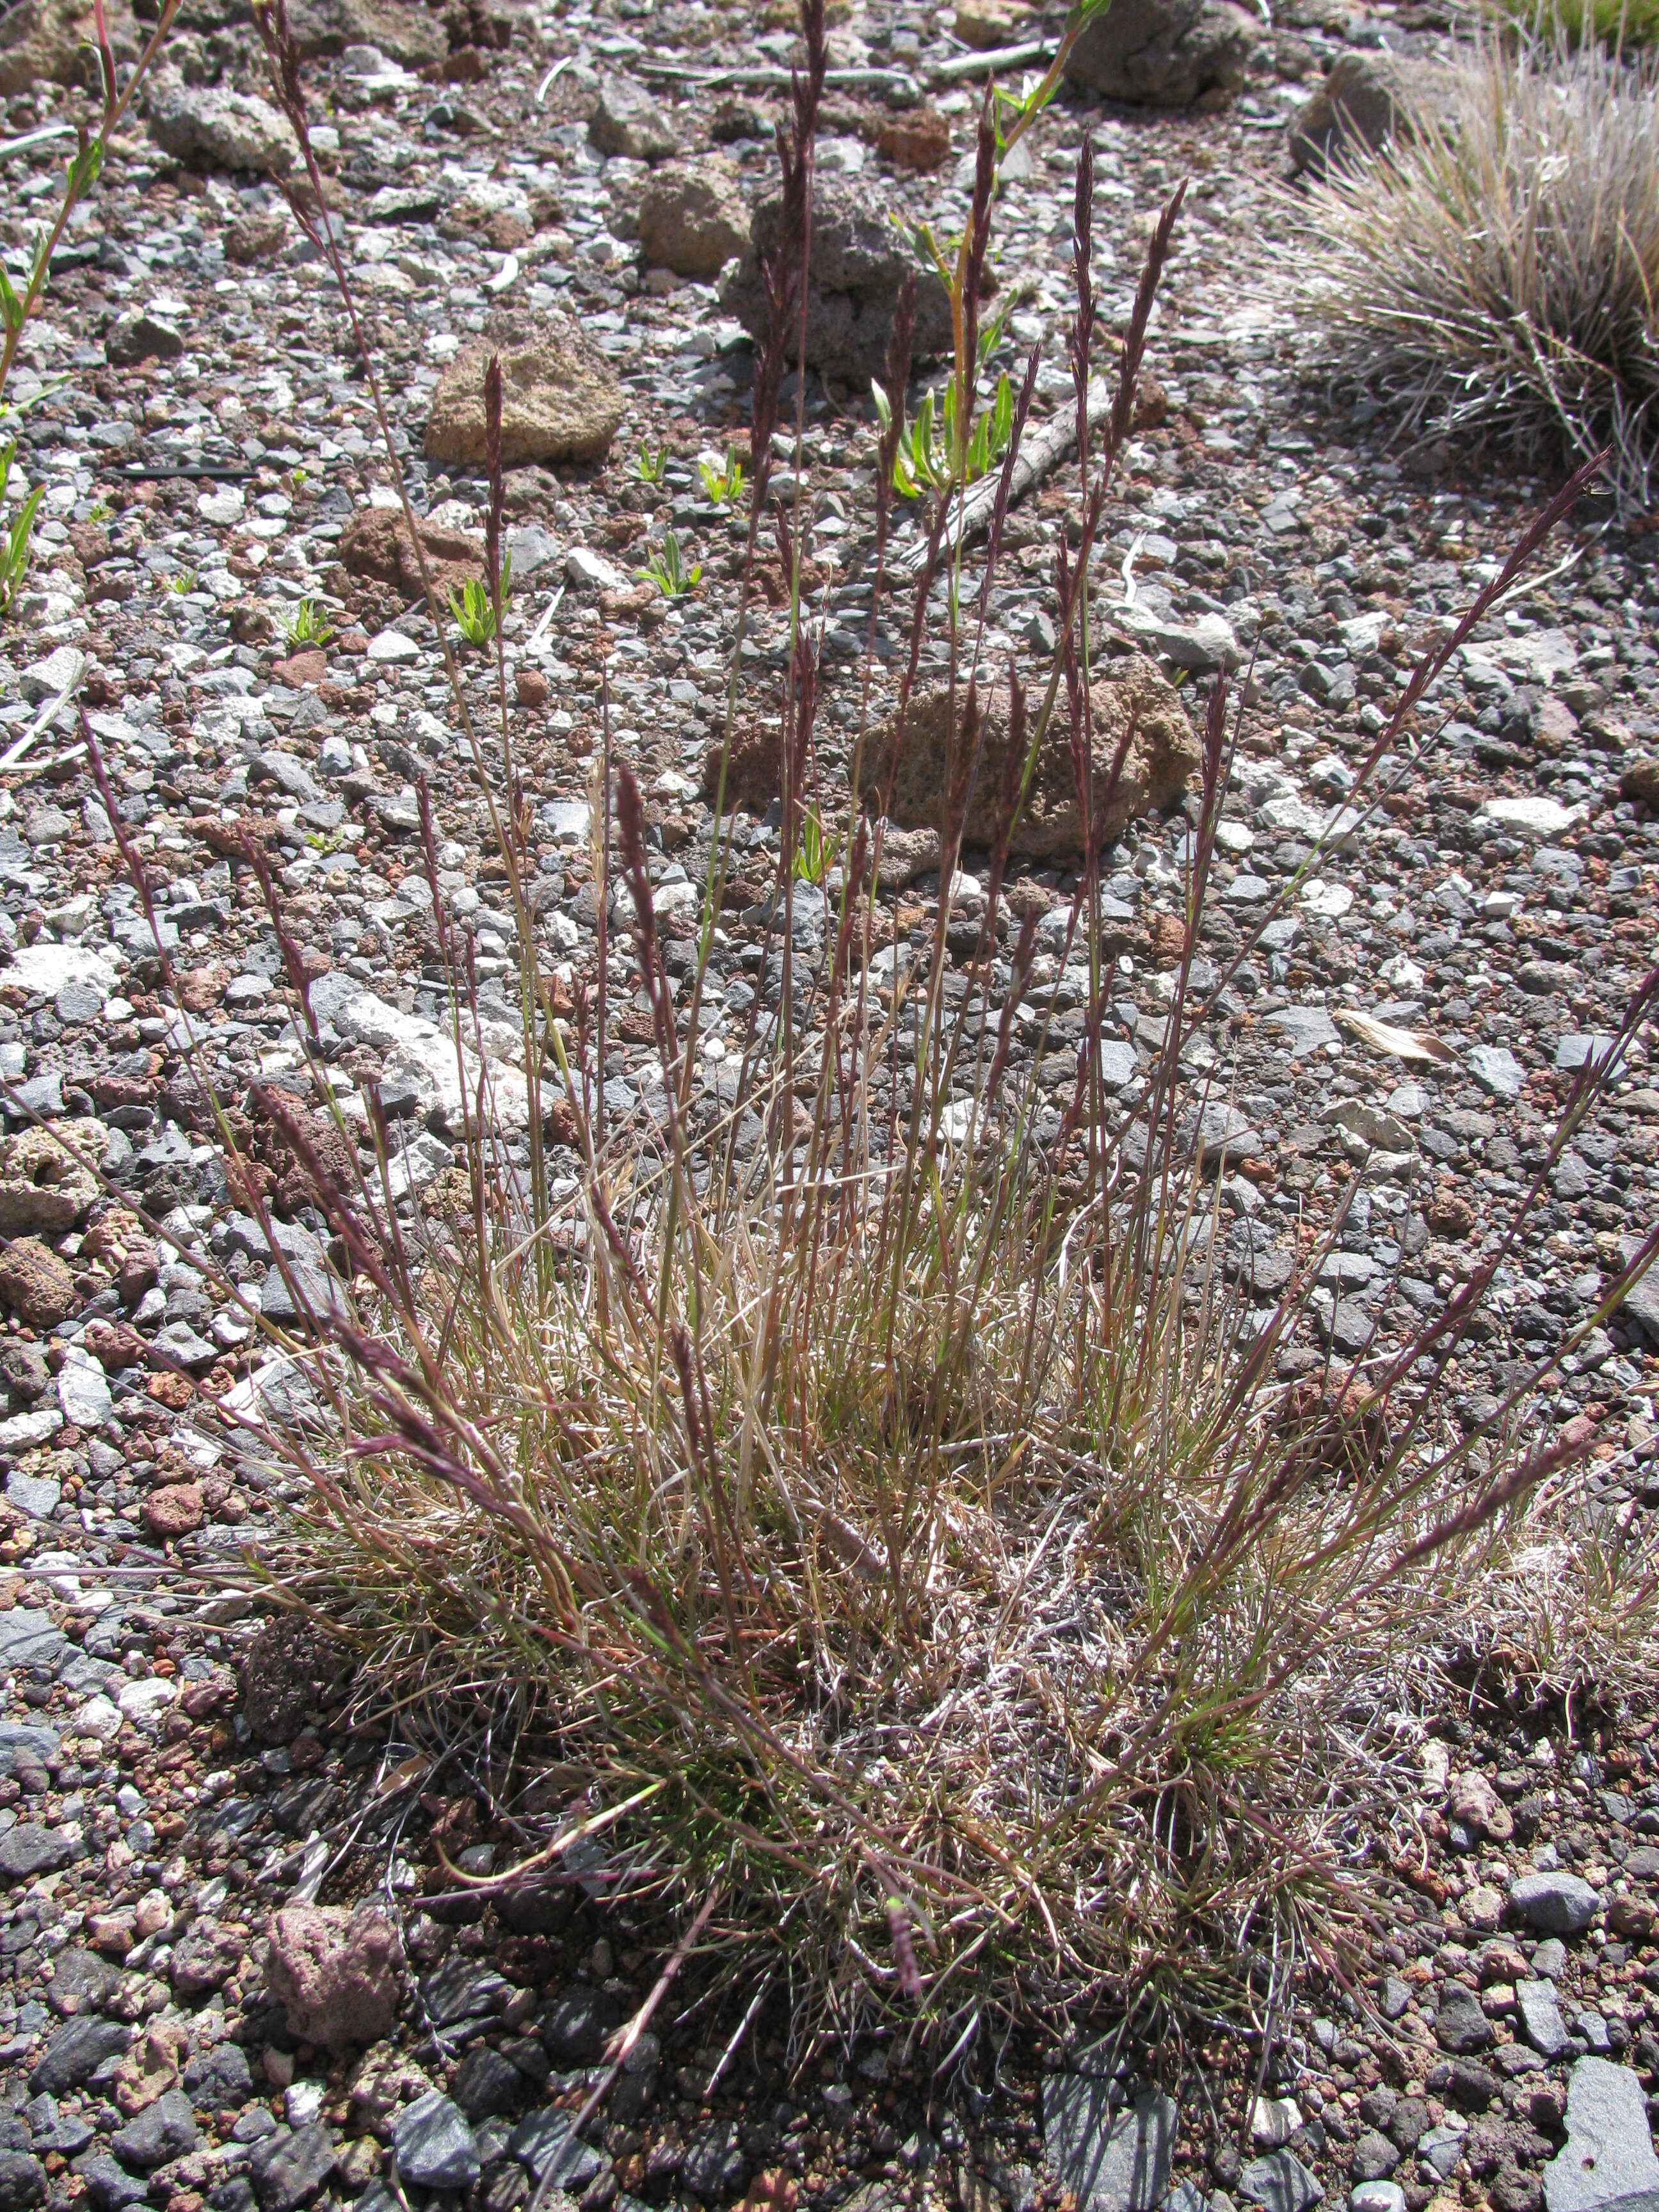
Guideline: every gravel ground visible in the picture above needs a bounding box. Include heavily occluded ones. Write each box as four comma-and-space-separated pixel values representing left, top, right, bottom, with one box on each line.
1, 3, 1658, 2212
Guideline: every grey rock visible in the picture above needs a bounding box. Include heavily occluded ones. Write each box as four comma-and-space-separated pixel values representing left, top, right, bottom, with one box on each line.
0, 1824, 74, 1881
1518, 1981, 1571, 2059
1267, 1004, 1340, 1055
1436, 1984, 1495, 2056
506, 2110, 607, 2188
1467, 1045, 1527, 1100
1416, 2128, 1463, 2181
183, 2041, 254, 2110
1511, 1871, 1599, 1936
539, 1985, 618, 2062
1237, 2153, 1322, 2212
31, 2017, 131, 2096
721, 181, 953, 381
1380, 1975, 1412, 2022
112, 2090, 198, 2174
1351, 2133, 1400, 2182
0, 1607, 68, 1673
1349, 2188, 1406, 2212
1116, 605, 1240, 673
146, 68, 296, 173
1288, 51, 1421, 173
248, 2124, 337, 2212
75, 2155, 148, 2212
424, 1955, 510, 2030
0, 2151, 46, 2211
394, 2094, 479, 2193
1544, 2060, 1659, 2212
588, 74, 677, 161
48, 1948, 125, 2018
1064, 0, 1257, 105
453, 2046, 524, 2122
106, 310, 184, 367
1042, 2080, 1177, 2212
682, 2120, 748, 2205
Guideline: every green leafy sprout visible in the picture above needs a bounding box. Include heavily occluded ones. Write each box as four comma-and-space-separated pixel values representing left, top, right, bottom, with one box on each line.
635, 442, 669, 486
449, 554, 512, 645
284, 597, 335, 646
792, 806, 842, 887
0, 441, 43, 617
634, 529, 701, 598
166, 565, 198, 595
698, 445, 746, 505
874, 367, 1016, 499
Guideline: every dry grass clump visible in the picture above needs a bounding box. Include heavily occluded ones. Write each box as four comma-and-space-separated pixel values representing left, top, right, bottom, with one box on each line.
1296, 35, 1659, 512
49, 0, 1659, 2064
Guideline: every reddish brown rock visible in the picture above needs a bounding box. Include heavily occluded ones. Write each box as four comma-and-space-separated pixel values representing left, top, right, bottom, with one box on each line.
141, 1482, 205, 1539
337, 506, 485, 604
515, 665, 550, 707
118, 1240, 162, 1306
266, 1904, 404, 2050
876, 106, 952, 170
271, 647, 327, 688
857, 658, 1200, 863
0, 1236, 77, 1327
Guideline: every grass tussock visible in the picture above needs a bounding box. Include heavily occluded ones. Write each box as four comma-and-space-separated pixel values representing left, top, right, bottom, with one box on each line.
1297, 35, 1659, 511
27, 0, 1656, 2063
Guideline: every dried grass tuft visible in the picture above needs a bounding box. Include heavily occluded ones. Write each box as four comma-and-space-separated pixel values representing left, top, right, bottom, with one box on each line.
1295, 35, 1659, 512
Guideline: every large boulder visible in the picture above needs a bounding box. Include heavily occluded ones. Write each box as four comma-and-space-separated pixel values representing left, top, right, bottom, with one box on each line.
860, 659, 1200, 863
720, 181, 952, 383
265, 1905, 404, 2051
425, 312, 625, 469
1288, 51, 1418, 173
145, 68, 297, 174
1064, 0, 1256, 107
638, 156, 749, 280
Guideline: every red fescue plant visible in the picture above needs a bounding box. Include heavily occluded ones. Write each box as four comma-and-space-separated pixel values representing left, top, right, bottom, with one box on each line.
48, 0, 1659, 2064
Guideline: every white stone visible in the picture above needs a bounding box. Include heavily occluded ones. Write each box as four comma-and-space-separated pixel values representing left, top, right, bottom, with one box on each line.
197, 486, 246, 527
1301, 879, 1354, 919
565, 547, 627, 591
309, 972, 527, 1131
116, 1677, 177, 1723
4, 941, 118, 1001
57, 1347, 112, 1429
74, 1695, 124, 1742
0, 1406, 63, 1452
367, 628, 422, 663
1482, 796, 1582, 837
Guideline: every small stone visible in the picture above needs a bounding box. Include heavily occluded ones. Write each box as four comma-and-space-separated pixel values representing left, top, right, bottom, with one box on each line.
426, 312, 624, 469
1350, 2133, 1400, 2182
1468, 1046, 1527, 1101
682, 2119, 748, 2205
1237, 2151, 1322, 2212
30, 2018, 131, 2097
1064, 0, 1257, 106
1510, 1872, 1600, 1936
1544, 2060, 1659, 2212
0, 1237, 77, 1327
394, 2093, 481, 2192
506, 2109, 607, 2187
1448, 1772, 1514, 1842
515, 666, 550, 708
637, 156, 748, 278
184, 2041, 254, 2110
1252, 2099, 1302, 2150
265, 1905, 404, 2050
249, 2124, 338, 2212
0, 2151, 47, 2210
145, 68, 297, 173
111, 2090, 198, 2173
106, 310, 185, 367
1436, 1985, 1495, 2056
1518, 1982, 1571, 2059
588, 72, 678, 160
1042, 2080, 1178, 2212
0, 1823, 75, 1882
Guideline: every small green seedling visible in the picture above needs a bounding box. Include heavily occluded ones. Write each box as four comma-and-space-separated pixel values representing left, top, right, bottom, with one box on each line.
698, 445, 746, 505
635, 443, 669, 487
873, 369, 1016, 499
284, 597, 335, 646
792, 806, 841, 888
449, 554, 512, 645
166, 565, 198, 595
634, 529, 700, 598
0, 440, 42, 616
